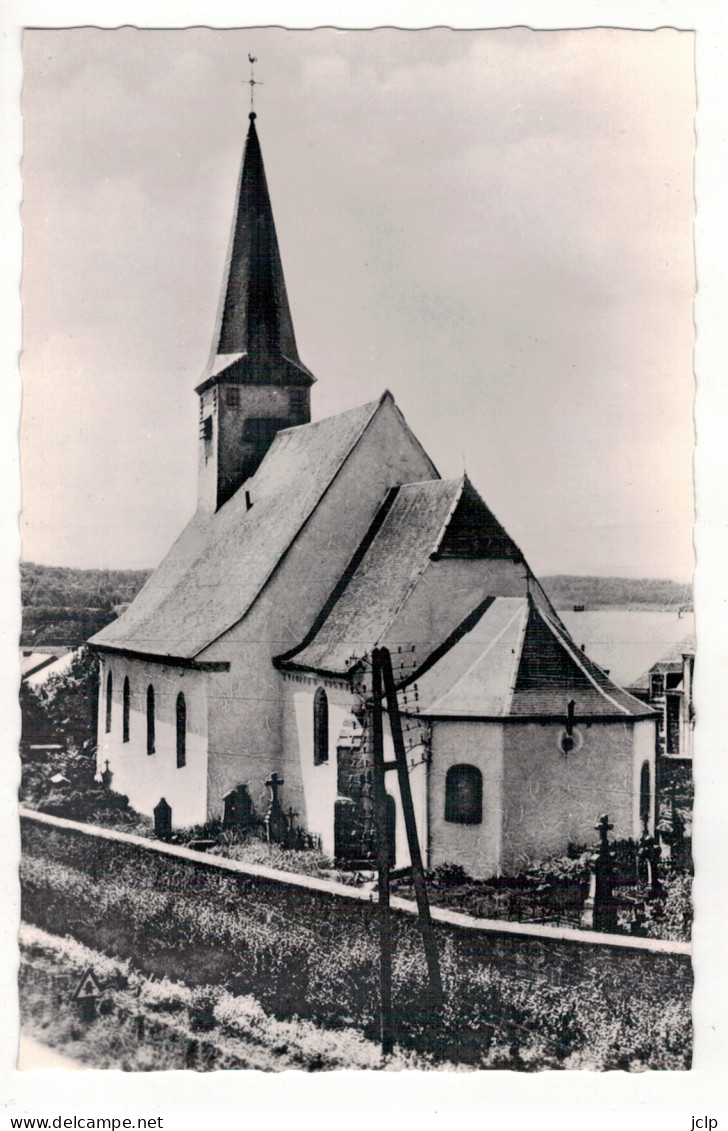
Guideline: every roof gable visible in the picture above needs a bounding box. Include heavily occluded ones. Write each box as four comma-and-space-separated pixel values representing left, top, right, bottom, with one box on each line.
432, 477, 524, 562
90, 398, 388, 659
278, 472, 547, 681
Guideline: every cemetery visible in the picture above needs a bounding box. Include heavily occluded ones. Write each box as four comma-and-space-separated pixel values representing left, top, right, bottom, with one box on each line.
19, 645, 693, 945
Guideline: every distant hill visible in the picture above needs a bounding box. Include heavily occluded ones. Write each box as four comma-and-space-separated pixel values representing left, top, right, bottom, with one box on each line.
19, 563, 692, 647
20, 563, 152, 646
540, 574, 692, 612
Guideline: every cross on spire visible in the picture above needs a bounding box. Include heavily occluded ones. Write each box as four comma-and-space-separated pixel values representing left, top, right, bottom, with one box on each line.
247, 54, 263, 114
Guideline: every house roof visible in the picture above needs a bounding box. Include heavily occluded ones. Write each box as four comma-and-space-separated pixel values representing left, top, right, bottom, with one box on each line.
630, 634, 696, 690
412, 598, 654, 720
197, 113, 314, 394
25, 649, 80, 689
558, 609, 695, 689
20, 652, 58, 680
278, 475, 530, 677
90, 396, 390, 660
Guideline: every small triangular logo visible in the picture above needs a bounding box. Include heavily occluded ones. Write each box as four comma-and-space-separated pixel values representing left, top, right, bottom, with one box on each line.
72, 966, 102, 1000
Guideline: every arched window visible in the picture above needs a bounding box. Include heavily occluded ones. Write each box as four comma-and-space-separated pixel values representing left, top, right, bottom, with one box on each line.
313, 687, 329, 765
176, 692, 187, 768
105, 671, 113, 733
445, 764, 483, 824
122, 677, 130, 743
639, 761, 651, 827
146, 685, 155, 756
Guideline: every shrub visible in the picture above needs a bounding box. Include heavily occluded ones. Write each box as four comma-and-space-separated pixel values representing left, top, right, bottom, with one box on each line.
430, 862, 469, 887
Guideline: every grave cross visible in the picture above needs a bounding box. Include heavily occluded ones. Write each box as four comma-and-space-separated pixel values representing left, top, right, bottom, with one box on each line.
264, 773, 287, 845
265, 772, 284, 803
595, 813, 613, 847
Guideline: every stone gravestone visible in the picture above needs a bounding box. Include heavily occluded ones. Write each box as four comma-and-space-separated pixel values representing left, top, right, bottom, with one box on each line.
264, 773, 287, 845
223, 785, 255, 834
154, 797, 172, 840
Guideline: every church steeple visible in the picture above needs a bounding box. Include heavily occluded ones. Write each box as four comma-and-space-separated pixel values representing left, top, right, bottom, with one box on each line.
196, 112, 316, 512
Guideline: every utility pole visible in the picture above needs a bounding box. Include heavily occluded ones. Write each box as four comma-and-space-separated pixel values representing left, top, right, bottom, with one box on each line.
380, 646, 444, 1014
371, 647, 394, 1056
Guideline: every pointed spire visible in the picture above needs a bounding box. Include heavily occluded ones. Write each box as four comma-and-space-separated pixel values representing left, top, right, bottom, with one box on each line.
201, 113, 314, 389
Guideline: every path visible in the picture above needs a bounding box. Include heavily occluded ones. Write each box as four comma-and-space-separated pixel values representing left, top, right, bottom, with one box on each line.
17, 1032, 85, 1071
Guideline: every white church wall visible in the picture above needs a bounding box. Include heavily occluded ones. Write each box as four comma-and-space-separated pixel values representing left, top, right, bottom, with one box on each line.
281, 675, 428, 868
203, 637, 286, 822
200, 395, 438, 820
428, 720, 504, 879
96, 655, 208, 829
384, 719, 428, 872
284, 675, 353, 854
501, 718, 641, 872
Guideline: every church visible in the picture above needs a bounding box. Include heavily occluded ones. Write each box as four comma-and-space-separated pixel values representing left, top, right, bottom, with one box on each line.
90, 110, 656, 877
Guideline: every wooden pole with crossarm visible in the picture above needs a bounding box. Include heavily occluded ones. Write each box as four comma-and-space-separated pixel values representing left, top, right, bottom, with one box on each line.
380, 645, 444, 1014
371, 647, 394, 1055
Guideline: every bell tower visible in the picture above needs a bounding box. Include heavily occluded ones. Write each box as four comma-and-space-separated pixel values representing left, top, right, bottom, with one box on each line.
196, 111, 316, 512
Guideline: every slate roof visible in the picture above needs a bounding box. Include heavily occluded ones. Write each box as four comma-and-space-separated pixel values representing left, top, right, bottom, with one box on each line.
90, 397, 388, 660
278, 475, 533, 677
412, 598, 654, 720
281, 478, 464, 675
198, 114, 314, 393
413, 598, 528, 716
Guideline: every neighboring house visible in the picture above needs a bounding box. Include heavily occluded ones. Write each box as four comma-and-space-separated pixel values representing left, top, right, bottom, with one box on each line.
629, 637, 695, 762
557, 609, 695, 689
20, 651, 58, 683
89, 111, 656, 876
24, 648, 78, 691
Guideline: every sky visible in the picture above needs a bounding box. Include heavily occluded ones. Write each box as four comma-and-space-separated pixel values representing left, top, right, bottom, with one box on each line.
19, 27, 696, 579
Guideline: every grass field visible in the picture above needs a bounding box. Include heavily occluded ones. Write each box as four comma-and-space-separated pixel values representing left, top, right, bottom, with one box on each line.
20, 924, 426, 1071
20, 819, 692, 1071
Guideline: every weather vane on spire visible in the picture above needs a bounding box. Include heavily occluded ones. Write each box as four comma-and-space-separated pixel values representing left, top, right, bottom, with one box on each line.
247, 54, 262, 116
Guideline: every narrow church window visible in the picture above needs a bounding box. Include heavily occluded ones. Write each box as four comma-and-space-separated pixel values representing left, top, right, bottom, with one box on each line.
176, 692, 187, 768
203, 415, 213, 461
122, 677, 130, 743
445, 764, 482, 824
226, 387, 240, 408
639, 761, 651, 827
146, 685, 155, 756
105, 671, 113, 733
313, 687, 329, 765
